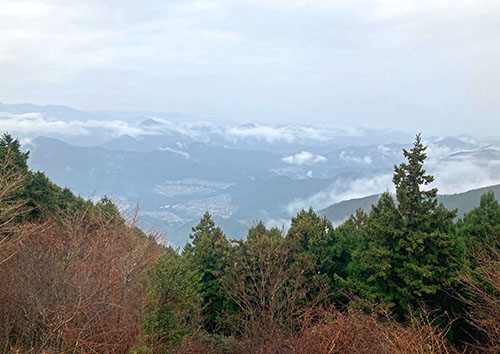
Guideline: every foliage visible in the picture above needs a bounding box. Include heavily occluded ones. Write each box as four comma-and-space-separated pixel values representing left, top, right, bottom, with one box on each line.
457, 191, 500, 253
458, 234, 500, 352
184, 212, 233, 333
139, 249, 202, 352
344, 135, 462, 322
223, 222, 324, 338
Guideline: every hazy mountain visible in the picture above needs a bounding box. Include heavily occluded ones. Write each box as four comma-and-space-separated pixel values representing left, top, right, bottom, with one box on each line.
319, 184, 500, 223
3, 103, 498, 245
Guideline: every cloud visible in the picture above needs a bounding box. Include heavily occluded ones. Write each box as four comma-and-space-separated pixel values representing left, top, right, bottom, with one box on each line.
158, 147, 190, 158
0, 112, 88, 136
227, 125, 296, 143
339, 151, 372, 164
282, 151, 327, 166
0, 111, 151, 138
429, 150, 500, 194
377, 144, 395, 156
285, 174, 393, 216
2, 0, 500, 136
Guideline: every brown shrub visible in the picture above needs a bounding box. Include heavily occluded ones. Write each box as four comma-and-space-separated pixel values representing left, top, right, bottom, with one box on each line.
286, 309, 455, 354
172, 307, 455, 354
0, 209, 161, 353
459, 239, 500, 353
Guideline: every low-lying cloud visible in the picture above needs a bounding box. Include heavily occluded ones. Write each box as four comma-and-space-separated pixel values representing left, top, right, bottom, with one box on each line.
282, 151, 327, 166
339, 151, 372, 165
0, 112, 151, 138
285, 174, 394, 216
430, 151, 500, 195
158, 147, 190, 158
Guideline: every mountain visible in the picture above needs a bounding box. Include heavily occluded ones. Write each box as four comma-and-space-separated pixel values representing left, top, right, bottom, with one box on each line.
318, 184, 500, 223
23, 132, 500, 245
5, 102, 500, 245
317, 194, 381, 223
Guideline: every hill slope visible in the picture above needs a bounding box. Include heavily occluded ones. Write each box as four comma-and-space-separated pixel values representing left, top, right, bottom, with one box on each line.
318, 184, 500, 222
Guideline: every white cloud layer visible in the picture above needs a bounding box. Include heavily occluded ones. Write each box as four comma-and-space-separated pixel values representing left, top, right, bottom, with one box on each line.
282, 151, 327, 166
0, 112, 151, 138
285, 174, 393, 216
339, 151, 372, 164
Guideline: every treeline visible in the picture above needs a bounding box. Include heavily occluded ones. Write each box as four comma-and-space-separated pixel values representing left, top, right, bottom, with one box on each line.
2, 133, 500, 353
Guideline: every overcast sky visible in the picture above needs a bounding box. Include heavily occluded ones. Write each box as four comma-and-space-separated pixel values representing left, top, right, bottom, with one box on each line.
1, 0, 499, 136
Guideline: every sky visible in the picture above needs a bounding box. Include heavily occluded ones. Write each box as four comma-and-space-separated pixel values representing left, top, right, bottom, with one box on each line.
1, 0, 500, 136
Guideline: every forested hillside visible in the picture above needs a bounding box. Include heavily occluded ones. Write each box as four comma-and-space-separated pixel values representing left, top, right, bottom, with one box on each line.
319, 183, 500, 223
3, 133, 500, 353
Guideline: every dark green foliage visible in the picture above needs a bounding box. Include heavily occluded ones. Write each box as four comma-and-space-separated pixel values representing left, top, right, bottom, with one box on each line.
393, 134, 439, 229
346, 135, 462, 320
286, 207, 333, 256
457, 191, 500, 252
184, 212, 232, 333
0, 133, 120, 223
140, 249, 202, 351
286, 208, 333, 293
327, 208, 368, 290
347, 193, 403, 307
0, 133, 29, 172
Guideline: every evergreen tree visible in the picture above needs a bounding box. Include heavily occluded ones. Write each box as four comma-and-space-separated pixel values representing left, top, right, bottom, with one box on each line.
328, 208, 368, 290
184, 212, 231, 332
348, 135, 461, 319
0, 133, 29, 172
285, 208, 330, 298
138, 249, 202, 351
286, 207, 333, 254
347, 193, 403, 308
285, 208, 336, 295
457, 191, 500, 253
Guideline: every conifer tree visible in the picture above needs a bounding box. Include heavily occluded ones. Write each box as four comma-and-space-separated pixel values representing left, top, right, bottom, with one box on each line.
348, 134, 461, 319
0, 133, 29, 172
457, 191, 500, 252
184, 212, 231, 332
328, 208, 368, 287
393, 134, 438, 229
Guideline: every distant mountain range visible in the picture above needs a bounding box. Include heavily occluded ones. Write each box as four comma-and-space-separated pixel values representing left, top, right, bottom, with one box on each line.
2, 102, 500, 245
318, 184, 500, 223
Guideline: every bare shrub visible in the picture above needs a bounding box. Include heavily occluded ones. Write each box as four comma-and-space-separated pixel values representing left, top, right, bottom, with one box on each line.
0, 208, 161, 353
459, 238, 500, 353
0, 148, 27, 233
221, 228, 327, 346
283, 307, 455, 354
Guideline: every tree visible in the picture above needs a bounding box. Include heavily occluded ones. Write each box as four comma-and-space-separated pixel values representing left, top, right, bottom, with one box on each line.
286, 208, 333, 295
393, 134, 438, 229
139, 249, 202, 352
457, 191, 500, 253
347, 135, 461, 320
0, 133, 29, 172
347, 193, 403, 309
183, 212, 232, 333
327, 208, 368, 292
223, 222, 323, 345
